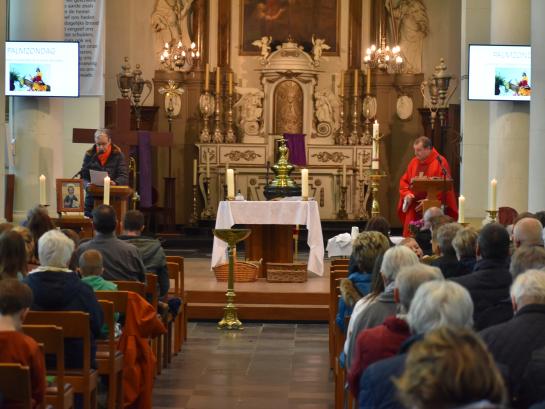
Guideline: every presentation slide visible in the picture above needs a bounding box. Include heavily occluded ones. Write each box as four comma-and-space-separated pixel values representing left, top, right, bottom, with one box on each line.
468, 45, 531, 101
5, 41, 79, 97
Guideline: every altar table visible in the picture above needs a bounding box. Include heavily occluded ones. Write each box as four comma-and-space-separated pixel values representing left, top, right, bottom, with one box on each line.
211, 200, 325, 276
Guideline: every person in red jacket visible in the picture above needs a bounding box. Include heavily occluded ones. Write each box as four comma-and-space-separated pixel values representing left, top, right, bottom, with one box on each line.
398, 136, 458, 237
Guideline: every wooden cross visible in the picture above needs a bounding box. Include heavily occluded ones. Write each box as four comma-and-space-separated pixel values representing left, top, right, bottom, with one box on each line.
72, 98, 173, 160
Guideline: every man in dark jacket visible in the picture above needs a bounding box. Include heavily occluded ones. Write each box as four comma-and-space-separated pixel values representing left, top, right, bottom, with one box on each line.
77, 205, 146, 282
119, 210, 169, 297
481, 269, 545, 408
80, 128, 129, 217
451, 223, 512, 327
25, 229, 103, 370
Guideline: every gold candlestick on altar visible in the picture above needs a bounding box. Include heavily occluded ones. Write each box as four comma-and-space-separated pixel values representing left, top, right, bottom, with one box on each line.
485, 209, 498, 223
337, 185, 348, 220
201, 176, 214, 219
357, 172, 369, 220
189, 184, 199, 225
370, 170, 386, 217
350, 71, 360, 145
225, 94, 236, 143
212, 89, 224, 143
213, 228, 251, 330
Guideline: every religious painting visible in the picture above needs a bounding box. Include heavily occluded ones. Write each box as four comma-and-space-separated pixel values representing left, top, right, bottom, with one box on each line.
56, 179, 84, 213
274, 80, 304, 135
239, 0, 339, 55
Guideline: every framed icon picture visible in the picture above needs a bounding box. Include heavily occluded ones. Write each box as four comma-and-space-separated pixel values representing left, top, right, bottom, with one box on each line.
56, 179, 84, 213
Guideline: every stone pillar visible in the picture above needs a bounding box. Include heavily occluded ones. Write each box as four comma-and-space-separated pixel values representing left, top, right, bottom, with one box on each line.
488, 0, 530, 212
460, 0, 491, 218
528, 0, 545, 211
9, 0, 65, 218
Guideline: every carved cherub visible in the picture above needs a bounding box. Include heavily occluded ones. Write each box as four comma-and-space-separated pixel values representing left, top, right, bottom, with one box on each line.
311, 35, 330, 65
252, 36, 272, 60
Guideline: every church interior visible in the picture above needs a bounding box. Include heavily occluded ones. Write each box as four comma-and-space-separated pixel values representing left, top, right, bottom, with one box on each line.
1, 0, 545, 408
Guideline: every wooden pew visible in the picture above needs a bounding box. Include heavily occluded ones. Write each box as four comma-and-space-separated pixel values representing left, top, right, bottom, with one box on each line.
0, 363, 35, 409
166, 256, 186, 345
23, 324, 74, 409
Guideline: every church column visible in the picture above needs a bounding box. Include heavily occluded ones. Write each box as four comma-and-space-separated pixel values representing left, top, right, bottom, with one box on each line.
528, 0, 545, 211
488, 0, 530, 212
9, 0, 65, 218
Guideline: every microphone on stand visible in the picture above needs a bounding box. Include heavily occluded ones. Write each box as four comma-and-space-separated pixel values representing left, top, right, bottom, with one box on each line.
436, 155, 449, 212
436, 155, 448, 177
72, 149, 98, 179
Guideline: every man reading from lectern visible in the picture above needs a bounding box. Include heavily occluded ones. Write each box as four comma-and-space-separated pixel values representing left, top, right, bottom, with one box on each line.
80, 129, 128, 217
398, 136, 458, 237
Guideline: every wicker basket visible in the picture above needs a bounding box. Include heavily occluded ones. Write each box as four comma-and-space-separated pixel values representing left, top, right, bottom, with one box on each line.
213, 260, 261, 282
266, 262, 308, 283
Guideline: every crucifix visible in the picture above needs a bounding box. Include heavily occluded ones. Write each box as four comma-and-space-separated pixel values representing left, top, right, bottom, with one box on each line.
72, 98, 177, 229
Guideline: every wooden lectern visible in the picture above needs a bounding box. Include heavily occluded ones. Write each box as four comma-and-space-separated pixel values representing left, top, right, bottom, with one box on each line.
410, 177, 453, 213
88, 185, 133, 233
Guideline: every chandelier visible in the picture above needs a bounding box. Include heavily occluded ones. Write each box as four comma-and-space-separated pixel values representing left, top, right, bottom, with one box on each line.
363, 35, 403, 72
160, 40, 200, 72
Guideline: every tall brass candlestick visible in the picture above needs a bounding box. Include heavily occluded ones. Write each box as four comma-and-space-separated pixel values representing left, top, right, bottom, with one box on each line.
357, 172, 369, 220
189, 184, 199, 225
370, 170, 386, 217
212, 90, 223, 143
213, 228, 251, 330
337, 185, 348, 219
200, 176, 214, 219
350, 70, 359, 145
225, 94, 236, 143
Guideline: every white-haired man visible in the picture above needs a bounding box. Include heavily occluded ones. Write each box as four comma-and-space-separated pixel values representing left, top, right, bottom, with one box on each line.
481, 269, 545, 408
358, 280, 474, 409
25, 230, 103, 370
346, 246, 419, 368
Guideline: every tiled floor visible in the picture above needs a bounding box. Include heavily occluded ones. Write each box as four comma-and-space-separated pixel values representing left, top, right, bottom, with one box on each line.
152, 322, 334, 409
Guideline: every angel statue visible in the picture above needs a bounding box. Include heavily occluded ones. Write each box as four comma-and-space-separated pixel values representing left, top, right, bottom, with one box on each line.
252, 36, 272, 64
233, 87, 265, 139
311, 35, 330, 66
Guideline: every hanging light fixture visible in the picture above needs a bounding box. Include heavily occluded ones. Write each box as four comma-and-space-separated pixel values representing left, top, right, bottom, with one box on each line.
363, 35, 403, 72
160, 40, 200, 72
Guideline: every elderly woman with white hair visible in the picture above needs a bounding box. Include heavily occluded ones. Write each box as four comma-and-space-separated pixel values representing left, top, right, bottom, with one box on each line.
345, 245, 420, 368
25, 229, 103, 370
357, 280, 474, 409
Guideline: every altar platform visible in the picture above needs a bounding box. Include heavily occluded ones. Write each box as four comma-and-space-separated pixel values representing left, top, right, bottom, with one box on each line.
181, 257, 330, 322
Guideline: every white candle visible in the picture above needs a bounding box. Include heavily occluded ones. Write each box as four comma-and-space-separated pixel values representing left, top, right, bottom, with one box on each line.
39, 175, 46, 205
342, 164, 347, 187
205, 151, 210, 178
227, 169, 235, 198
458, 195, 466, 223
301, 169, 309, 199
103, 176, 111, 205
490, 179, 497, 211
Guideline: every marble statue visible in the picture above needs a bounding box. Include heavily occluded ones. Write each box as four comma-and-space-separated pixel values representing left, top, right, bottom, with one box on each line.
234, 87, 265, 137
252, 36, 272, 64
314, 89, 340, 137
386, 0, 429, 74
311, 35, 330, 66
151, 0, 193, 57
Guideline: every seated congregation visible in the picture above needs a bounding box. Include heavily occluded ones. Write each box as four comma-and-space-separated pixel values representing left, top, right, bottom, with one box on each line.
0, 204, 184, 409
333, 209, 545, 409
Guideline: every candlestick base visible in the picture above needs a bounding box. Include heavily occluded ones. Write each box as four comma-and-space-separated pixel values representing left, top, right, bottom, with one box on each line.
370, 171, 386, 218
201, 177, 215, 219
337, 186, 348, 220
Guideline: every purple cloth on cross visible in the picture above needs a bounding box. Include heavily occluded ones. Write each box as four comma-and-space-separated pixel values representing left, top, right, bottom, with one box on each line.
138, 131, 152, 207
284, 133, 307, 166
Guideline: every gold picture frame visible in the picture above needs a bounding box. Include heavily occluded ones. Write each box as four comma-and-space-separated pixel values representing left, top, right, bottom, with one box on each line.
56, 178, 84, 213
239, 0, 340, 56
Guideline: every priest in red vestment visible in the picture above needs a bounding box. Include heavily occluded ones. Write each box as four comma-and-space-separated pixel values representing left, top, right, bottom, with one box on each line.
398, 136, 458, 237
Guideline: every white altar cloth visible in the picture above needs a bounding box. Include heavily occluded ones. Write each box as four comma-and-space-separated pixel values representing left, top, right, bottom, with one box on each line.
211, 200, 325, 276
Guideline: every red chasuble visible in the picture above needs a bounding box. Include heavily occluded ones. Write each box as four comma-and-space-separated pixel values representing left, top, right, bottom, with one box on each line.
398, 148, 458, 237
